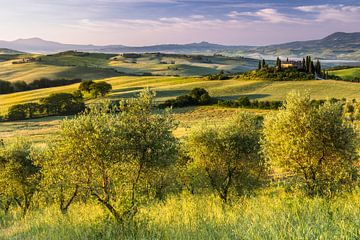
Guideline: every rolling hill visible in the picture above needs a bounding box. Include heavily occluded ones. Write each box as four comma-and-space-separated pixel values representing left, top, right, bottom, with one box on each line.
250, 32, 360, 60
0, 48, 24, 55
1, 32, 359, 60
0, 52, 261, 82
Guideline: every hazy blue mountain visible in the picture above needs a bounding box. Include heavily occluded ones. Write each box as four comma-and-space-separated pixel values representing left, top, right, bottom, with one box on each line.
249, 32, 360, 60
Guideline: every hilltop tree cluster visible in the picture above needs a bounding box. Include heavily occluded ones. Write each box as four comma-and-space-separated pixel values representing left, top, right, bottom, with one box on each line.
252, 56, 324, 81
0, 89, 358, 223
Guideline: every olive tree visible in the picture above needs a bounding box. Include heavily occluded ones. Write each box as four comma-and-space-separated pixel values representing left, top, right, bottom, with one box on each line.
44, 89, 178, 222
34, 144, 83, 214
185, 113, 267, 202
262, 92, 358, 196
0, 139, 40, 216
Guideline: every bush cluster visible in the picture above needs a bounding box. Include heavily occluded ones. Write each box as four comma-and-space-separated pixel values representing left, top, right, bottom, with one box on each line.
79, 80, 112, 98
239, 67, 314, 81
0, 78, 82, 94
6, 91, 85, 121
159, 88, 211, 108
218, 96, 283, 110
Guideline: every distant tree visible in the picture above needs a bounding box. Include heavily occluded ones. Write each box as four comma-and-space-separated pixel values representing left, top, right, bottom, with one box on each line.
79, 80, 95, 93
310, 61, 315, 74
40, 92, 85, 115
12, 81, 28, 92
261, 59, 266, 69
90, 81, 112, 98
276, 57, 282, 70
189, 88, 211, 104
185, 113, 267, 202
258, 60, 262, 70
7, 104, 27, 120
0, 139, 40, 216
262, 91, 358, 197
302, 58, 306, 70
315, 60, 322, 75
0, 80, 14, 94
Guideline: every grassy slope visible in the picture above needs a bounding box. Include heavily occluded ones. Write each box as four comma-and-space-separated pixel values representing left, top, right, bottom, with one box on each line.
0, 53, 260, 83
1, 189, 359, 239
1, 76, 360, 142
2, 76, 360, 114
329, 67, 360, 80
0, 106, 270, 143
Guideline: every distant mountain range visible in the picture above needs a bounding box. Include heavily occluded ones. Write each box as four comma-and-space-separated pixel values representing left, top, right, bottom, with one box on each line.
1, 32, 359, 60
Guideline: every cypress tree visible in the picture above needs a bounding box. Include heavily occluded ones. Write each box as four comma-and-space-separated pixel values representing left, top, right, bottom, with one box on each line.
315, 60, 321, 75
302, 58, 306, 70
262, 59, 266, 69
310, 61, 315, 74
258, 60, 262, 70
276, 57, 282, 70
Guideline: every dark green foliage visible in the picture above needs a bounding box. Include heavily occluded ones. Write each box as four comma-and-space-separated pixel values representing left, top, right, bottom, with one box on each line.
207, 73, 230, 80
315, 60, 322, 74
6, 91, 85, 121
7, 103, 43, 121
41, 91, 85, 116
218, 96, 283, 110
159, 88, 211, 108
240, 67, 314, 81
0, 78, 82, 95
79, 80, 112, 98
90, 81, 112, 98
0, 80, 14, 94
276, 57, 282, 70
79, 80, 94, 92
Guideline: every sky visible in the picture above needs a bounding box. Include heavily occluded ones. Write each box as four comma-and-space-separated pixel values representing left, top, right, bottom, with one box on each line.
0, 0, 359, 46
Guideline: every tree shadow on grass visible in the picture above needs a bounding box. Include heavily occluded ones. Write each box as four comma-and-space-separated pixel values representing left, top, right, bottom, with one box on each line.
109, 89, 189, 100
216, 94, 271, 101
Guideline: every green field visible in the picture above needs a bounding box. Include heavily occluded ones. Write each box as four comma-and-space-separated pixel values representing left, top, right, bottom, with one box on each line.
2, 76, 360, 115
0, 52, 260, 83
329, 67, 360, 80
1, 52, 360, 240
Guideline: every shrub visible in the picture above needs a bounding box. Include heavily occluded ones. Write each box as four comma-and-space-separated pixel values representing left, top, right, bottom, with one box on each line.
0, 139, 41, 216
159, 88, 211, 108
185, 113, 267, 202
262, 91, 358, 197
42, 89, 178, 222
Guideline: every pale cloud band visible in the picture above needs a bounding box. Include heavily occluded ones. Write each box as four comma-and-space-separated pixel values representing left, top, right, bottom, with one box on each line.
0, 1, 359, 45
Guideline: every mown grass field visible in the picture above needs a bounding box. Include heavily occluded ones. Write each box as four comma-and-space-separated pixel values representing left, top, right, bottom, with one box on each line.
329, 67, 360, 80
1, 189, 359, 240
2, 76, 360, 115
0, 106, 270, 143
0, 52, 260, 83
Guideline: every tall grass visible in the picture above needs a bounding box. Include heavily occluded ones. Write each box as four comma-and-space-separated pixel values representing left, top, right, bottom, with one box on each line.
1, 189, 359, 239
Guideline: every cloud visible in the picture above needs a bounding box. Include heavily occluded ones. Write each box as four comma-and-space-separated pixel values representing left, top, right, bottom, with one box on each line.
295, 4, 360, 22
228, 8, 300, 24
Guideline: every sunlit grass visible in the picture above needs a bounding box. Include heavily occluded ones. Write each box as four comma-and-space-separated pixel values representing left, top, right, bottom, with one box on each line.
329, 67, 360, 80
1, 189, 359, 240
